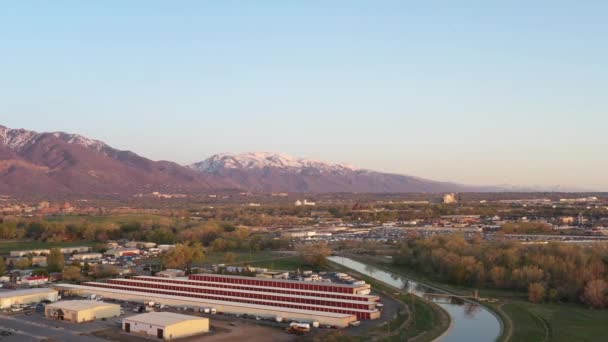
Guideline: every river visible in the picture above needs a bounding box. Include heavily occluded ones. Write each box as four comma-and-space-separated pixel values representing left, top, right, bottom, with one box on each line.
328, 256, 502, 342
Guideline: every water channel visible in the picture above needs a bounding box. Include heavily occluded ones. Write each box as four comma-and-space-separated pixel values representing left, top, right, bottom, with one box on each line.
328, 256, 502, 342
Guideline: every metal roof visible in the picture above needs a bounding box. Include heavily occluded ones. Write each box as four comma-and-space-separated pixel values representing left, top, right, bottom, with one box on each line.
110, 278, 374, 305
132, 275, 378, 300
0, 288, 57, 298
54, 284, 356, 319
189, 273, 369, 289
46, 300, 118, 311
81, 281, 377, 313
125, 311, 207, 327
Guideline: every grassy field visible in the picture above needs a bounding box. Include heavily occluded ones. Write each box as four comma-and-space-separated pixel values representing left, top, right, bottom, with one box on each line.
0, 240, 97, 254
198, 251, 303, 267
357, 255, 608, 342
500, 301, 608, 342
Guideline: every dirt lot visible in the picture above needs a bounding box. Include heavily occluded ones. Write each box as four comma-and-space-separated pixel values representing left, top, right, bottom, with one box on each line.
91, 320, 297, 342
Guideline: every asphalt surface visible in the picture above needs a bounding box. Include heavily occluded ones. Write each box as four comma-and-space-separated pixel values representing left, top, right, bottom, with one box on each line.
0, 314, 106, 342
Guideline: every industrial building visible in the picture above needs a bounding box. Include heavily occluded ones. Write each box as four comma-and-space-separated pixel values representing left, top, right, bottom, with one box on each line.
125, 241, 157, 249
0, 288, 59, 309
156, 269, 185, 278
53, 272, 380, 326
189, 273, 372, 295
45, 300, 120, 323
104, 248, 140, 257
9, 246, 91, 257
56, 283, 357, 327
72, 253, 103, 261
123, 312, 209, 340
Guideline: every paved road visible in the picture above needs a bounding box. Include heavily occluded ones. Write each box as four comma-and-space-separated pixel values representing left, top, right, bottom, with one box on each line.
0, 315, 105, 342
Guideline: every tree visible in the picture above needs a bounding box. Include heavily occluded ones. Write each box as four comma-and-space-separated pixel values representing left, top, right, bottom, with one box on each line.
93, 264, 119, 279
297, 242, 332, 268
528, 282, 546, 303
63, 266, 81, 281
47, 248, 65, 273
163, 242, 205, 275
581, 279, 608, 309
0, 257, 6, 275
32, 269, 49, 277
15, 257, 32, 269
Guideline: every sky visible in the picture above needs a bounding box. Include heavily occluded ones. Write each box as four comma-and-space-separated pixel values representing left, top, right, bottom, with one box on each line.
1, 1, 607, 190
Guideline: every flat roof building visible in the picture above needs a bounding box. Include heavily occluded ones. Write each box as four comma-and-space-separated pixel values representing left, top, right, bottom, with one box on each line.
9, 246, 91, 257
123, 312, 209, 340
125, 241, 157, 249
156, 269, 185, 278
45, 300, 120, 323
105, 248, 140, 257
0, 288, 58, 309
72, 253, 103, 261
55, 283, 359, 327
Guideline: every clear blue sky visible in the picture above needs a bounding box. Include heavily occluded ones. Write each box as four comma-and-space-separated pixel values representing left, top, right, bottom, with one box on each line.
1, 1, 607, 190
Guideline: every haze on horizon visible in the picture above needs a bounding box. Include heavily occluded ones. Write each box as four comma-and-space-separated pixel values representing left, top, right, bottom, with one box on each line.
1, 1, 607, 191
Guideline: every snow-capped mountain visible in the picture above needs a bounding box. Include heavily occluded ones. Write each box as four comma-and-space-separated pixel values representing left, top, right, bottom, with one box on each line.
0, 124, 488, 196
190, 152, 477, 193
190, 152, 357, 174
0, 125, 107, 153
0, 125, 227, 196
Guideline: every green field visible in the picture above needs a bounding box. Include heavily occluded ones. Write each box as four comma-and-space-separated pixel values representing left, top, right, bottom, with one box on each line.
0, 240, 97, 255
500, 301, 608, 342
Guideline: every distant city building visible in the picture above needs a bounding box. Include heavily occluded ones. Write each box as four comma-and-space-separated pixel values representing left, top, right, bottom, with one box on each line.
72, 253, 103, 261
295, 199, 316, 206
156, 269, 186, 278
443, 193, 458, 204
105, 248, 140, 257
126, 241, 157, 249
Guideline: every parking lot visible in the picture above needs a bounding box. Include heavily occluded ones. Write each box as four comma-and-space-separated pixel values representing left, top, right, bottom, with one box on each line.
0, 295, 305, 342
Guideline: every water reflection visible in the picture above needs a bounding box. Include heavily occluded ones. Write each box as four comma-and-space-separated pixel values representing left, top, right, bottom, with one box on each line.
329, 256, 501, 342
464, 302, 482, 318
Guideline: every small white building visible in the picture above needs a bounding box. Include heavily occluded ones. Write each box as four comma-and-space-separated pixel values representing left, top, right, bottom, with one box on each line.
156, 269, 185, 278
157, 244, 175, 251
123, 312, 209, 340
20, 276, 49, 286
60, 246, 92, 254
105, 248, 140, 257
10, 249, 50, 257
72, 253, 103, 261
125, 241, 157, 249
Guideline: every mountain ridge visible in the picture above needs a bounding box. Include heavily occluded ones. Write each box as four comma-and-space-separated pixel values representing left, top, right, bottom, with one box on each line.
0, 124, 496, 196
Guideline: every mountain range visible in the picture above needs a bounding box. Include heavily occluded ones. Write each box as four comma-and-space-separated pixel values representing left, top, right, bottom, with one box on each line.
0, 125, 485, 197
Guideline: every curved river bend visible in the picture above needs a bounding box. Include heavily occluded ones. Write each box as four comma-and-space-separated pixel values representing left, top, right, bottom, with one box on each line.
328, 256, 502, 342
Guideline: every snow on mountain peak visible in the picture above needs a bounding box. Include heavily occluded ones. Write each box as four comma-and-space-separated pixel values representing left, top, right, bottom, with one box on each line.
191, 152, 358, 173
0, 125, 107, 152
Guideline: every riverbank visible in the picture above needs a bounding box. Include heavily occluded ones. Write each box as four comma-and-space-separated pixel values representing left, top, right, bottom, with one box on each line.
355, 254, 608, 342
328, 260, 450, 342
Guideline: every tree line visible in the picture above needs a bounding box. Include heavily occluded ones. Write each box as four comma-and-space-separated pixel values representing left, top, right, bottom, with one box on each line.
393, 235, 608, 308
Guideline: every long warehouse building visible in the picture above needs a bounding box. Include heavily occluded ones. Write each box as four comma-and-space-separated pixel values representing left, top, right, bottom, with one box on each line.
54, 283, 358, 327
131, 275, 378, 302
53, 273, 381, 326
